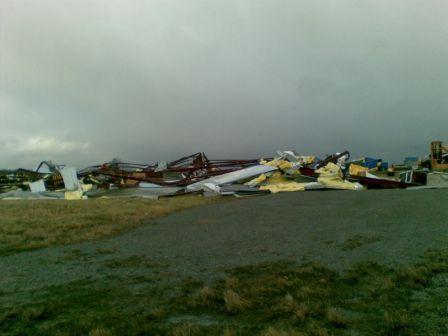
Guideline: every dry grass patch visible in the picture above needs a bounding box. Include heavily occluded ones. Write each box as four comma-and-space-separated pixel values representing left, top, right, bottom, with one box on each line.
225, 276, 240, 289
147, 307, 166, 320
188, 286, 220, 309
294, 302, 311, 322
223, 289, 250, 313
396, 265, 432, 287
89, 328, 113, 336
296, 285, 328, 300
0, 195, 222, 254
325, 307, 351, 327
20, 306, 47, 323
261, 326, 305, 336
222, 327, 238, 336
277, 293, 296, 313
194, 286, 219, 308
170, 323, 201, 336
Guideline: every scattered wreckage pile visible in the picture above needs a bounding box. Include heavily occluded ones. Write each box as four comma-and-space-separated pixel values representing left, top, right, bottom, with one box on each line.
1, 142, 448, 200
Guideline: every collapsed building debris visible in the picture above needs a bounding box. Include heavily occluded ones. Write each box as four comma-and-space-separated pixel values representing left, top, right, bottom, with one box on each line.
78, 153, 260, 187
186, 164, 277, 192
1, 141, 448, 200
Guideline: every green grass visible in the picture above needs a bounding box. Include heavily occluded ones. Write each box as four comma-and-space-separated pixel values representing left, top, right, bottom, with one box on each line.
0, 196, 219, 255
1, 249, 447, 335
1, 195, 446, 335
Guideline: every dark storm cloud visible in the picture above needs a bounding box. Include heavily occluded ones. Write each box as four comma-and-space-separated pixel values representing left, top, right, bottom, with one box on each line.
1, 0, 448, 169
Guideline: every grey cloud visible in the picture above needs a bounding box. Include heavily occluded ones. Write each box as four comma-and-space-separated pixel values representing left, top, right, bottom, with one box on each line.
1, 0, 448, 169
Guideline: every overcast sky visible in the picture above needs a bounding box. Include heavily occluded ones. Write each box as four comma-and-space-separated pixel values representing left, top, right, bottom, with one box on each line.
1, 0, 447, 169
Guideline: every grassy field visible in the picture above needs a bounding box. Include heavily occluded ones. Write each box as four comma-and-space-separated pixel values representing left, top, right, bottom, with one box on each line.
1, 249, 447, 335
0, 196, 215, 255
1, 192, 448, 335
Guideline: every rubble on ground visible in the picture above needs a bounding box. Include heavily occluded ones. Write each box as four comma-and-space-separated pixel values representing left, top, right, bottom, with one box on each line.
2, 141, 448, 200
